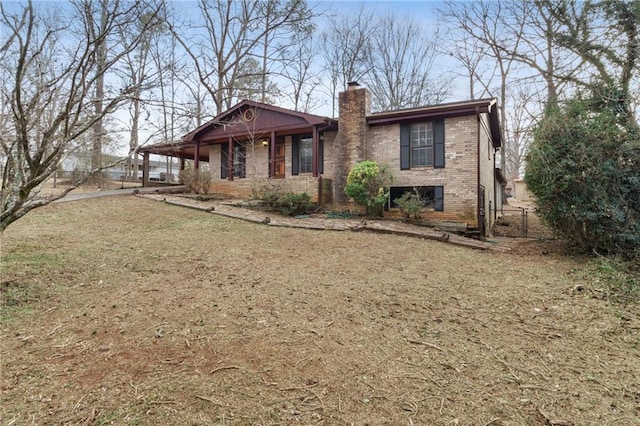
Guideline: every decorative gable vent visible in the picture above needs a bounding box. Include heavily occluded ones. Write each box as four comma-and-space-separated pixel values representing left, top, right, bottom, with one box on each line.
243, 108, 255, 122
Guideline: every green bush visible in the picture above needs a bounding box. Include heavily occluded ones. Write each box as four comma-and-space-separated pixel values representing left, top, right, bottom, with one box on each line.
394, 191, 423, 219
277, 192, 314, 216
525, 98, 640, 258
260, 191, 314, 216
260, 190, 282, 207
345, 160, 393, 216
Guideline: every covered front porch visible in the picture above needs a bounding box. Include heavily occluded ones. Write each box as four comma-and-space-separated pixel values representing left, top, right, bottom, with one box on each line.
138, 100, 338, 203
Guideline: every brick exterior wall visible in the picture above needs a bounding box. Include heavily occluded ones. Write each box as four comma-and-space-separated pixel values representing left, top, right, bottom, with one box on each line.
206, 132, 337, 206
332, 86, 371, 205
332, 86, 500, 233
479, 113, 498, 234
368, 116, 479, 225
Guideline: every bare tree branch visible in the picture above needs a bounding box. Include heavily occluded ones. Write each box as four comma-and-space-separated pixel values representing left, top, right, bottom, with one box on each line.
0, 0, 162, 234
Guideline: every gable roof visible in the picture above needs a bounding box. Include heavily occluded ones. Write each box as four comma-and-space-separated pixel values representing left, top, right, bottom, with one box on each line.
367, 98, 502, 148
183, 99, 338, 143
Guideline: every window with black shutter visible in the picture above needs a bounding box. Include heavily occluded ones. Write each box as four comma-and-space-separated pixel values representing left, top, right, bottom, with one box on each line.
434, 186, 444, 211
291, 136, 299, 175
292, 134, 313, 175
400, 119, 445, 169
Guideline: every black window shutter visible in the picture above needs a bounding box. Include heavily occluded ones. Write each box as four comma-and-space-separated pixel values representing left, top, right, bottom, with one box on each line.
400, 123, 410, 170
268, 141, 272, 177
318, 137, 324, 174
221, 143, 228, 179
434, 186, 444, 211
291, 136, 300, 176
434, 119, 445, 168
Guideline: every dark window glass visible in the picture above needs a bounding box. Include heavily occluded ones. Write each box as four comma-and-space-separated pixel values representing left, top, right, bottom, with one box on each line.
410, 122, 433, 167
299, 137, 313, 173
233, 144, 246, 178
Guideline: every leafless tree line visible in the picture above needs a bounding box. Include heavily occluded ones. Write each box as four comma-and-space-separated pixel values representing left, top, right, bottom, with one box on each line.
1, 0, 638, 233
438, 0, 639, 184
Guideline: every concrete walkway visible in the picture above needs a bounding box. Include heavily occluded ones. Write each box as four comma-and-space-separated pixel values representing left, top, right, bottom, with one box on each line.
54, 186, 186, 203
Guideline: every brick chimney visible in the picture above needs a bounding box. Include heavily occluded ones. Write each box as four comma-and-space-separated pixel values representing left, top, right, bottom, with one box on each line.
333, 82, 371, 205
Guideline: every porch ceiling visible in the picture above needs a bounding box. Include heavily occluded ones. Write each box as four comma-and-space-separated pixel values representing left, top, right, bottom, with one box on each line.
139, 141, 209, 162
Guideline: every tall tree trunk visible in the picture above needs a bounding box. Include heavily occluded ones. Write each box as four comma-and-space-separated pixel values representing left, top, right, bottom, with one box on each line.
261, 12, 271, 103
130, 93, 140, 181
91, 1, 109, 180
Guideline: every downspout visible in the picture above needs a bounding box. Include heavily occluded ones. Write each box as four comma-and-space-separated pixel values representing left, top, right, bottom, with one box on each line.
476, 106, 482, 236
312, 125, 319, 177
494, 167, 498, 223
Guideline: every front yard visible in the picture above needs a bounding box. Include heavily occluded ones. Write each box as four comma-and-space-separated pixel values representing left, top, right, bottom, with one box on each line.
1, 196, 638, 425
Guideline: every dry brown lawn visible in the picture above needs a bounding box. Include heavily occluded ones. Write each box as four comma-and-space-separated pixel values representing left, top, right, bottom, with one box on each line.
1, 196, 639, 425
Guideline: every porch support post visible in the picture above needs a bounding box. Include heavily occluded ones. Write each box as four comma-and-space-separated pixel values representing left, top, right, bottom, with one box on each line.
269, 130, 276, 177
194, 141, 200, 170
312, 125, 319, 177
142, 151, 150, 187
179, 157, 186, 185
227, 137, 234, 181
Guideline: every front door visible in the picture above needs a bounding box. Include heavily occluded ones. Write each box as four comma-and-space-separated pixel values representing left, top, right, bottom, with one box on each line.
274, 137, 285, 178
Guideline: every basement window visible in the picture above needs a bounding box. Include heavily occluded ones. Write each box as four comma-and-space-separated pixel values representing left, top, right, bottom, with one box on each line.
388, 186, 443, 211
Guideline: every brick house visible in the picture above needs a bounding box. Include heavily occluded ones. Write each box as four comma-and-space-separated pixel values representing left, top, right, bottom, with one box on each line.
140, 83, 503, 235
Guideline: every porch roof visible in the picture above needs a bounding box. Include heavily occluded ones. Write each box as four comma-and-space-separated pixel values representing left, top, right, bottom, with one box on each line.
136, 140, 209, 162
139, 100, 338, 161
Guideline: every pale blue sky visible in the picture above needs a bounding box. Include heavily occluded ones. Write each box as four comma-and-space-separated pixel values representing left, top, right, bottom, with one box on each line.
314, 1, 444, 27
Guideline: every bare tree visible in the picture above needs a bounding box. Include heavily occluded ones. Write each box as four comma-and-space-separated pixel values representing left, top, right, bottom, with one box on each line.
366, 14, 451, 111
504, 86, 539, 180
169, 0, 312, 115
149, 42, 211, 136
440, 1, 578, 107
90, 0, 109, 174
438, 0, 638, 183
279, 31, 322, 112
440, 1, 528, 178
445, 35, 491, 100
255, 0, 315, 104
119, 7, 165, 181
320, 6, 375, 117
0, 0, 161, 234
